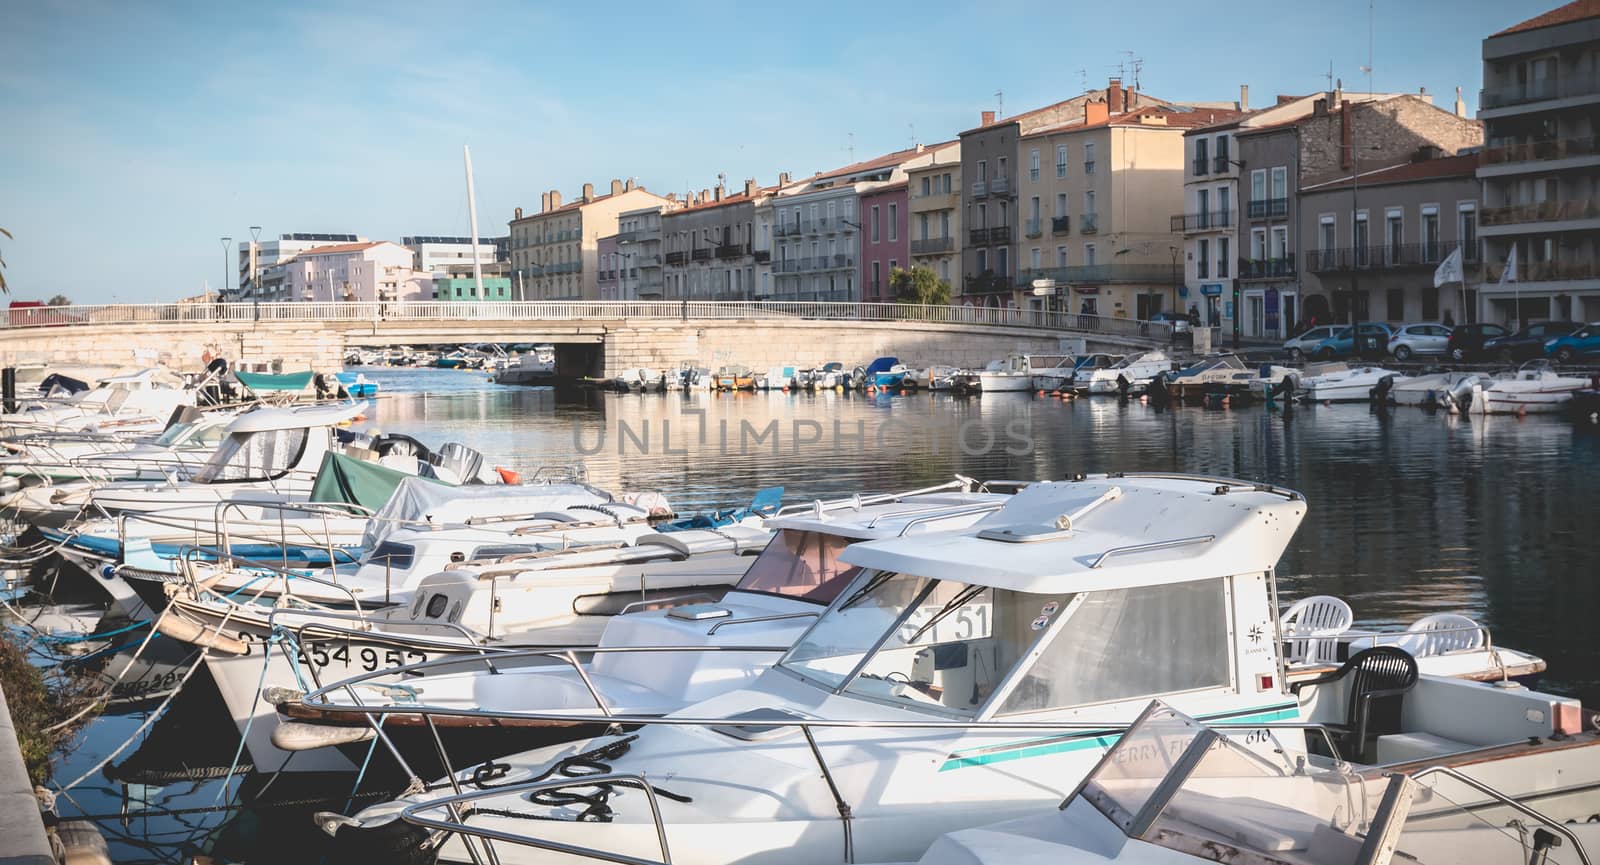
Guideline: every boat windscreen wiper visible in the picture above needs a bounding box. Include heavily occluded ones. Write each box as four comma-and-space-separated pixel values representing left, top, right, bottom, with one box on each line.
907, 584, 987, 643
838, 571, 897, 611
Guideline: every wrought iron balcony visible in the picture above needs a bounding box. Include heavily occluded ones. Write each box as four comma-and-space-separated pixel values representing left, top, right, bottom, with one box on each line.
1306, 241, 1464, 272
911, 236, 954, 254
1015, 263, 1178, 285
832, 253, 853, 268
691, 247, 713, 262
753, 249, 771, 263
1052, 216, 1070, 235
780, 259, 800, 273
990, 176, 1011, 195
715, 244, 748, 260
1247, 198, 1289, 219
1170, 210, 1236, 232
615, 230, 642, 244
970, 181, 988, 198
1192, 157, 1209, 176
774, 222, 803, 238
664, 250, 689, 265
1024, 218, 1042, 238
1079, 213, 1099, 234
1213, 155, 1233, 173
1237, 255, 1296, 280
963, 273, 1012, 294
968, 227, 988, 245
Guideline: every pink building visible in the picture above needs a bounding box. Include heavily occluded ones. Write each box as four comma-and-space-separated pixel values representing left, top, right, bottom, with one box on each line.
281, 241, 431, 303
596, 234, 620, 300
859, 181, 909, 302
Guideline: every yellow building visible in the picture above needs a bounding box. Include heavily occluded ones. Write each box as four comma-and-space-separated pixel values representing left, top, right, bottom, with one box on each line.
509, 180, 673, 300
905, 145, 962, 287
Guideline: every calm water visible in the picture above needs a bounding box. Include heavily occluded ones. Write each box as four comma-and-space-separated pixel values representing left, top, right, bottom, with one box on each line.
17, 365, 1600, 863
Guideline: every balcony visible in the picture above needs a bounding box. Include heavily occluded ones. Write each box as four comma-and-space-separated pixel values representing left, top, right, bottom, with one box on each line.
691, 247, 713, 262
637, 278, 664, 297
1482, 135, 1600, 171
988, 225, 1013, 244
990, 176, 1011, 195
1237, 255, 1296, 280
970, 181, 988, 199
1484, 257, 1600, 285
1480, 198, 1600, 227
774, 222, 803, 238
1213, 154, 1233, 173
1170, 210, 1236, 232
753, 249, 771, 263
715, 243, 748, 260
1480, 72, 1600, 111
780, 259, 800, 273
911, 190, 960, 211
911, 236, 954, 254
1015, 263, 1180, 285
1050, 216, 1070, 235
832, 253, 854, 268
1080, 213, 1099, 234
1192, 157, 1209, 176
1246, 198, 1289, 219
1024, 218, 1043, 238
615, 230, 642, 244
1306, 241, 1462, 273
664, 250, 689, 265
963, 273, 1012, 295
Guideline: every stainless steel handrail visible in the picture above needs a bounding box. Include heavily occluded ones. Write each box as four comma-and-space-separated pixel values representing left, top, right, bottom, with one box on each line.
864, 499, 1004, 530
1089, 534, 1215, 569
1408, 765, 1592, 865
706, 611, 820, 635
772, 479, 970, 518
895, 503, 1007, 537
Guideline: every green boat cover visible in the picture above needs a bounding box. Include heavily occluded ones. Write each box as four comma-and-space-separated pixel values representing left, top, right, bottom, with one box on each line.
235, 370, 314, 393
309, 451, 441, 510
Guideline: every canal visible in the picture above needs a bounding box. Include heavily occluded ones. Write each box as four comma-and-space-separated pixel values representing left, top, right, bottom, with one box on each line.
14, 365, 1600, 863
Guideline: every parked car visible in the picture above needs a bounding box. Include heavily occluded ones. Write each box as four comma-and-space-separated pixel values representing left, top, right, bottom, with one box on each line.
1283, 325, 1340, 360
1545, 322, 1600, 363
1387, 323, 1453, 361
1310, 323, 1395, 360
1482, 321, 1581, 362
1147, 311, 1191, 335
1446, 322, 1509, 361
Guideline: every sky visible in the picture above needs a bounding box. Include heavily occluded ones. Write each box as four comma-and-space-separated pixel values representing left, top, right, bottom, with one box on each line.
0, 0, 1553, 304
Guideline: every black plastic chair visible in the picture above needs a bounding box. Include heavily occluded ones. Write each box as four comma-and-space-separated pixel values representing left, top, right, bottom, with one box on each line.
1290, 645, 1419, 763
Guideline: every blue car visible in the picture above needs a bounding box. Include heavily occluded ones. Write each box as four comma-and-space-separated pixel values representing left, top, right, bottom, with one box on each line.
1545, 322, 1600, 363
1309, 323, 1395, 360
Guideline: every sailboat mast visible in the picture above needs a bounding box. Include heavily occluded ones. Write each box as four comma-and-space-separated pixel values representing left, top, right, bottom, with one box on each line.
463, 144, 484, 301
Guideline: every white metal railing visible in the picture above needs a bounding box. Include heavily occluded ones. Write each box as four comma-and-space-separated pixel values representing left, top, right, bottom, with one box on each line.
1, 301, 1173, 340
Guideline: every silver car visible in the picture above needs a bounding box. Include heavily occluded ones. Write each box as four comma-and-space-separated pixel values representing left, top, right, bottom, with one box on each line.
1387, 322, 1453, 360
1283, 325, 1339, 360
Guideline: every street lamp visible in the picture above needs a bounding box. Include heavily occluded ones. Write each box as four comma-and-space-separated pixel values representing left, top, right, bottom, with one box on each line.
1168, 245, 1180, 320
248, 225, 262, 299
219, 236, 232, 300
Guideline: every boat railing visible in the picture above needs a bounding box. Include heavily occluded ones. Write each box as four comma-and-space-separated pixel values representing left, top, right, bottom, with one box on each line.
172, 546, 367, 619
1336, 622, 1506, 676
773, 478, 975, 518
891, 502, 1009, 536
111, 510, 359, 578
63, 452, 201, 486
705, 611, 820, 635
1409, 765, 1592, 865
213, 498, 374, 572
1090, 534, 1215, 568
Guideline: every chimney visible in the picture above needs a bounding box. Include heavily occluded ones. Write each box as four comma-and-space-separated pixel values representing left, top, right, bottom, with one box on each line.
611, 179, 624, 195
1454, 85, 1466, 117
779, 171, 791, 186
1313, 97, 1328, 116
540, 192, 550, 212
1239, 84, 1249, 111
1333, 78, 1343, 106
1085, 99, 1110, 125
1413, 144, 1443, 162
744, 179, 757, 197
625, 178, 636, 191
1277, 94, 1296, 106
714, 184, 725, 202
700, 188, 710, 204
582, 182, 594, 202
667, 192, 677, 203
1107, 78, 1124, 115
514, 206, 523, 220
981, 110, 995, 126
549, 190, 562, 209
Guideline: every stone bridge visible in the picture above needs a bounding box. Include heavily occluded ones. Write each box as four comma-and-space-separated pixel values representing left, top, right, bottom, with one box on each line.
0, 301, 1174, 377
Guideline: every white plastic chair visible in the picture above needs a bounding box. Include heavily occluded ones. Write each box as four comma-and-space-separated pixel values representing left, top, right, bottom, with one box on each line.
1279, 595, 1354, 665
1398, 613, 1484, 657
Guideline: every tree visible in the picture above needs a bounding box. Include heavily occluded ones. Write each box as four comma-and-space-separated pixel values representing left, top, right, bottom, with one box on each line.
889, 266, 951, 306
46, 294, 69, 306
0, 227, 10, 294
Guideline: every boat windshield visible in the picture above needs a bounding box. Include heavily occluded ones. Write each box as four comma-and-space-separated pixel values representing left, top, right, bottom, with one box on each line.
153, 421, 228, 449
734, 529, 860, 603
1078, 702, 1397, 864
779, 571, 1061, 717
194, 428, 310, 483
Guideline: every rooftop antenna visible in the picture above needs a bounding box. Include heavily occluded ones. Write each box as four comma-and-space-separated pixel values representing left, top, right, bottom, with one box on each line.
1324, 60, 1335, 91
1121, 51, 1144, 91
908, 122, 916, 148
994, 90, 1004, 119
847, 132, 855, 163
1077, 69, 1089, 92
1362, 0, 1374, 95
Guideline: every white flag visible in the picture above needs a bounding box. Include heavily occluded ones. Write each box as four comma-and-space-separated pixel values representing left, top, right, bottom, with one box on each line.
1432, 246, 1463, 288
1498, 245, 1518, 288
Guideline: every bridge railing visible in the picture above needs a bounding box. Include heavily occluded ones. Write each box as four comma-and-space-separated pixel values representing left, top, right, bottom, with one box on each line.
2, 301, 1172, 341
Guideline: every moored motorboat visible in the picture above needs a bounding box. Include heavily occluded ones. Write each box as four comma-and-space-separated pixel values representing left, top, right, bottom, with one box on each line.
1471, 361, 1589, 415
978, 354, 1033, 392
1389, 370, 1489, 409
1075, 351, 1172, 395
1298, 364, 1409, 403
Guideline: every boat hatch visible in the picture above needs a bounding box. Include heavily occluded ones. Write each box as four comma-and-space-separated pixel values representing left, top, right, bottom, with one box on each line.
667, 603, 733, 621
711, 707, 813, 742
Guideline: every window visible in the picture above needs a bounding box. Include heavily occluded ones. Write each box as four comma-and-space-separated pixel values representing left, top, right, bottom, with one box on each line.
1251, 169, 1266, 206
1422, 207, 1440, 262
1197, 189, 1210, 228
1217, 186, 1230, 223
1270, 166, 1287, 202
998, 156, 1008, 179
1320, 216, 1336, 251
1029, 148, 1040, 181
1194, 138, 1209, 175
1056, 192, 1068, 215
1459, 205, 1478, 262
1218, 237, 1229, 278
1029, 196, 1040, 221
737, 530, 861, 602
888, 203, 898, 241
1215, 134, 1229, 164
1271, 226, 1288, 260
999, 580, 1230, 714
1387, 289, 1405, 321
195, 428, 310, 483
889, 259, 897, 272
977, 203, 987, 229
1056, 246, 1068, 266
920, 177, 931, 197
1030, 247, 1041, 268
1353, 212, 1370, 266
940, 211, 950, 238
978, 160, 988, 181
919, 212, 929, 241
1056, 145, 1068, 177
939, 259, 949, 280
941, 172, 952, 193
1084, 243, 1096, 266
1197, 238, 1210, 278
1386, 210, 1403, 263
827, 201, 837, 224
1084, 190, 1096, 215
996, 247, 1009, 276
977, 249, 988, 273
872, 260, 881, 291
1422, 286, 1439, 321
871, 205, 881, 243
1251, 228, 1267, 260
1083, 143, 1096, 174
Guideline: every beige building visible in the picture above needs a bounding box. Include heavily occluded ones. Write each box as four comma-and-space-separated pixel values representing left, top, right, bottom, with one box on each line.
906, 145, 962, 286
509, 180, 673, 300
1014, 102, 1239, 318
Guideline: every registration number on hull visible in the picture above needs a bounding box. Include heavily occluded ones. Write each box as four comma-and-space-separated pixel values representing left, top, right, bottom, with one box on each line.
236, 631, 430, 675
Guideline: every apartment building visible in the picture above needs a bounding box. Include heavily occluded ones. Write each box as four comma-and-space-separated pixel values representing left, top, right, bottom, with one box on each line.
276, 241, 430, 303
508, 180, 672, 300
1300, 152, 1481, 331
1014, 102, 1240, 319
1477, 0, 1600, 326
236, 232, 366, 300
958, 79, 1197, 307
860, 181, 908, 302
613, 202, 683, 300
1232, 92, 1481, 336
905, 145, 961, 287
661, 179, 783, 301
597, 233, 624, 301
402, 236, 507, 275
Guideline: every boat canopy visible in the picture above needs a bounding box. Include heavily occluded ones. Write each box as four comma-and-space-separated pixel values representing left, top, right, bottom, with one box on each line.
224, 401, 368, 434
360, 477, 612, 550
766, 491, 1005, 541
234, 370, 315, 395
864, 357, 900, 375
309, 451, 439, 511
839, 474, 1306, 594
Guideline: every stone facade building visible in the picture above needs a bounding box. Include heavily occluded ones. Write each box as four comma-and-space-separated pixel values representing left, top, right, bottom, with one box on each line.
508, 181, 672, 300
860, 181, 909, 302
661, 179, 780, 301
905, 146, 962, 288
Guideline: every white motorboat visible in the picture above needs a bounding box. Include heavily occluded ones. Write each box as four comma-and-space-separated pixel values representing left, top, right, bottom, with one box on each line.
0, 368, 195, 435
896, 698, 1600, 865
923, 365, 963, 391
1075, 351, 1172, 395
1164, 354, 1248, 401
0, 408, 232, 485
272, 481, 1017, 772
1389, 370, 1490, 409
978, 355, 1033, 392
328, 474, 1596, 865
1471, 361, 1589, 414
1298, 365, 1410, 403
494, 345, 556, 386
757, 365, 798, 391
1027, 355, 1078, 393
